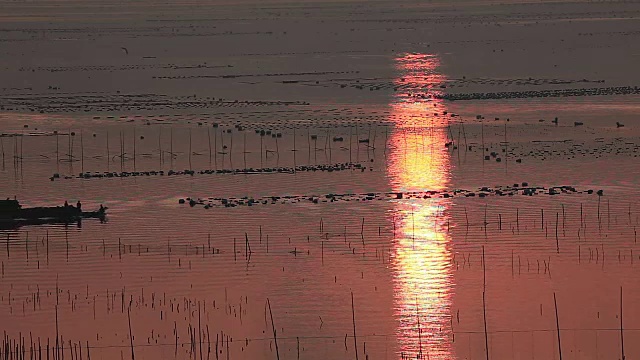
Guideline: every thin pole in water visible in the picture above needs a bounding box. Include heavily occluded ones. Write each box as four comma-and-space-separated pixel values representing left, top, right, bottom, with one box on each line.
128, 305, 135, 360
554, 292, 562, 360
556, 212, 559, 253
483, 291, 489, 360
482, 245, 486, 290
620, 286, 625, 360
133, 127, 136, 170
106, 131, 110, 170
351, 292, 359, 360
267, 299, 280, 360
208, 127, 212, 165
80, 130, 84, 172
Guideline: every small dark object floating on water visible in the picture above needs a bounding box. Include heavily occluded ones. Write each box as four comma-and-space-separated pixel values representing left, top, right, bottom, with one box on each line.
0, 199, 107, 229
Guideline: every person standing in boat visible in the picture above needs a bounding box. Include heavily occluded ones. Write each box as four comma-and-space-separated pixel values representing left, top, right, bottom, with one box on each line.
76, 201, 82, 211
64, 201, 69, 208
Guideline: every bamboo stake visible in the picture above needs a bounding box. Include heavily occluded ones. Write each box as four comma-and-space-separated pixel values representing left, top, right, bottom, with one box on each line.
556, 213, 560, 254
127, 306, 135, 360
266, 299, 279, 360
620, 286, 625, 360
483, 291, 489, 360
189, 128, 192, 169
349, 292, 360, 360
80, 131, 84, 172
554, 293, 562, 360
198, 302, 203, 360
208, 127, 212, 164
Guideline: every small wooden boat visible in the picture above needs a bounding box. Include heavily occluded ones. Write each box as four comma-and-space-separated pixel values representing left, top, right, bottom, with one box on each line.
0, 199, 107, 229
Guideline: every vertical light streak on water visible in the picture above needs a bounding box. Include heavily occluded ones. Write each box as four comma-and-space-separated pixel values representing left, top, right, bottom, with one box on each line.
387, 53, 454, 359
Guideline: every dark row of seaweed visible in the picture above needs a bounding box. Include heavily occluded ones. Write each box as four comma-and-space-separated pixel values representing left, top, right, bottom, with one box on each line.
179, 184, 602, 209
50, 162, 368, 181
435, 86, 640, 101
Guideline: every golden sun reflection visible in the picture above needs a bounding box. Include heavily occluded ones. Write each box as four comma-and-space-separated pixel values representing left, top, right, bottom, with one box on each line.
387, 53, 454, 360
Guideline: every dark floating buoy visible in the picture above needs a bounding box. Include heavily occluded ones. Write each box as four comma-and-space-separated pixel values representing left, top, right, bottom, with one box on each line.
178, 184, 593, 210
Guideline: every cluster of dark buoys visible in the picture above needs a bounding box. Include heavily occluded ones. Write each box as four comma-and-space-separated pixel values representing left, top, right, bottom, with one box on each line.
491, 137, 640, 162
40, 107, 397, 131
435, 86, 640, 101
255, 129, 283, 137
50, 163, 368, 181
318, 76, 605, 94
179, 184, 601, 209
153, 70, 359, 80
18, 62, 231, 73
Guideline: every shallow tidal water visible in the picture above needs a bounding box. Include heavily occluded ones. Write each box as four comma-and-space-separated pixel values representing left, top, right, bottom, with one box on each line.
1, 1, 640, 359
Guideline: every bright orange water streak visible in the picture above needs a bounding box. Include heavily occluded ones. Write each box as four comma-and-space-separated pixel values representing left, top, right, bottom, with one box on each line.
388, 53, 454, 360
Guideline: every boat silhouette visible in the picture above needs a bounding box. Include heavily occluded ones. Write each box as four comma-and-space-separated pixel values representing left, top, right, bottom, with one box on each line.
0, 199, 107, 229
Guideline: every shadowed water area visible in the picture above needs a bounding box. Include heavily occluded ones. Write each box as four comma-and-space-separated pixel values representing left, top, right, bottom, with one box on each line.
1, 0, 640, 359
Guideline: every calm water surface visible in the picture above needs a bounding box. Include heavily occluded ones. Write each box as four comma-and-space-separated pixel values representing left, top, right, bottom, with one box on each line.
2, 1, 640, 359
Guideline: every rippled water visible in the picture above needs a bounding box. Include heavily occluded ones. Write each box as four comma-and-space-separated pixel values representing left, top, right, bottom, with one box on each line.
2, 1, 640, 359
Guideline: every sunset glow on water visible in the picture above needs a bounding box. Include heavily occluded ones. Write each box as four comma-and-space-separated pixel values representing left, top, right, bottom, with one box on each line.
2, 2, 640, 359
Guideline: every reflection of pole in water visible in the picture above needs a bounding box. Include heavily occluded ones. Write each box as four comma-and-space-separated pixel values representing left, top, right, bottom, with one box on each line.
133, 127, 136, 170
106, 131, 110, 172
208, 127, 212, 165
1, 135, 5, 166
159, 127, 163, 166
80, 130, 84, 172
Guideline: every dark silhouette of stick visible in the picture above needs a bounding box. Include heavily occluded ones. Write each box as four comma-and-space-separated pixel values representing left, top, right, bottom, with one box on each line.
482, 245, 486, 289
620, 286, 625, 360
198, 302, 203, 360
127, 306, 135, 360
483, 291, 489, 360
266, 299, 279, 360
351, 292, 358, 360
556, 213, 560, 254
554, 293, 562, 360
